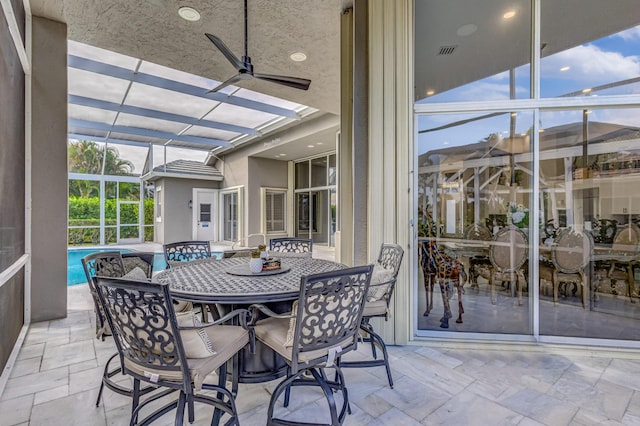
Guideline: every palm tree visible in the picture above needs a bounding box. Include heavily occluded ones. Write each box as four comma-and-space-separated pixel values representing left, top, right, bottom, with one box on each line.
68, 141, 135, 197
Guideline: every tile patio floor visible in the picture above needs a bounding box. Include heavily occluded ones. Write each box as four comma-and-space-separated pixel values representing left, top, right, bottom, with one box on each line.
3, 247, 640, 425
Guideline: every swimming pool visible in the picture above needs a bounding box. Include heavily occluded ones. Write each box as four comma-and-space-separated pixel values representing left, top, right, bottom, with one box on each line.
68, 249, 224, 285
67, 248, 168, 286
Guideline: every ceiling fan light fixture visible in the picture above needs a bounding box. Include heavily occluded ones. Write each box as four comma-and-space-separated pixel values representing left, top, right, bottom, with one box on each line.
290, 52, 307, 62
178, 6, 201, 22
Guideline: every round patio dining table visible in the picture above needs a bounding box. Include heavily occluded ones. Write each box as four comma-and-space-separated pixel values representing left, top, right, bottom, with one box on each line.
155, 255, 345, 384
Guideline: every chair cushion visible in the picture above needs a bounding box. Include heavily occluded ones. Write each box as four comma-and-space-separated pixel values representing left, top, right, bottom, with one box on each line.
255, 317, 352, 365
124, 324, 248, 391
366, 265, 395, 302
176, 310, 217, 358
123, 266, 150, 281
363, 299, 388, 317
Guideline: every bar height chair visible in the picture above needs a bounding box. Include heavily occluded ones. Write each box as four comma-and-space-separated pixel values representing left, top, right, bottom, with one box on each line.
94, 276, 249, 425
81, 251, 156, 408
250, 265, 373, 426
163, 240, 212, 268
340, 243, 404, 388
269, 237, 313, 257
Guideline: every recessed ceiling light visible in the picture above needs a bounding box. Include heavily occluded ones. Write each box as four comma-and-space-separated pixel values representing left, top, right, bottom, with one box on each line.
582, 88, 592, 94
539, 129, 545, 133
426, 90, 435, 96
510, 112, 517, 117
290, 52, 307, 62
178, 6, 200, 21
279, 153, 286, 157
456, 24, 478, 37
316, 142, 323, 145
560, 66, 570, 72
503, 10, 516, 19
307, 145, 315, 148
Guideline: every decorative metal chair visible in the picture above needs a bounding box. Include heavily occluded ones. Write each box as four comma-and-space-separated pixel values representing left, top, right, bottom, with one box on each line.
419, 239, 466, 328
269, 237, 313, 257
340, 243, 403, 388
122, 251, 155, 277
94, 276, 249, 426
487, 225, 529, 305
81, 252, 156, 408
250, 265, 373, 426
163, 241, 211, 268
607, 223, 640, 300
541, 228, 593, 308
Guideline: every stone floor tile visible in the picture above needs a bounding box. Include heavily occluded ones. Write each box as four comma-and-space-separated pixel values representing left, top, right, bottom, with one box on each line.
33, 384, 69, 405
30, 390, 107, 426
0, 394, 33, 426
370, 374, 451, 421
499, 388, 579, 426
41, 340, 95, 371
69, 365, 105, 395
425, 389, 523, 425
16, 342, 44, 361
370, 407, 422, 426
68, 358, 99, 374
601, 359, 640, 392
1, 366, 68, 401
10, 357, 42, 378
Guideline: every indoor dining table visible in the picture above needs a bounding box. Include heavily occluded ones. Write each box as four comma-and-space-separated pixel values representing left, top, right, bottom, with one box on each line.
155, 255, 345, 383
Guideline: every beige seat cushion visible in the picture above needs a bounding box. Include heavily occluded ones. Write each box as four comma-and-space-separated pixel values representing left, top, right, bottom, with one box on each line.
124, 324, 248, 391
363, 299, 388, 317
366, 265, 395, 302
175, 311, 216, 358
255, 317, 352, 365
122, 266, 150, 281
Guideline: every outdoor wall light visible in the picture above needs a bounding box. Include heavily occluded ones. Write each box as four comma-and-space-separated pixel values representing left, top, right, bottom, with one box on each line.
188, 200, 193, 209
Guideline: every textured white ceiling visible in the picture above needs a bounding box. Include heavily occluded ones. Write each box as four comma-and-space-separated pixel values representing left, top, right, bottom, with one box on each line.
31, 0, 344, 115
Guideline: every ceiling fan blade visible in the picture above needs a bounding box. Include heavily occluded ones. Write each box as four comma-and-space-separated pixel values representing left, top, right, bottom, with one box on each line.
205, 33, 246, 71
207, 73, 253, 93
254, 73, 311, 91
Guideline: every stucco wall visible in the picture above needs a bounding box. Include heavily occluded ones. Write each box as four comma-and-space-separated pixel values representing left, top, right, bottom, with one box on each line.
30, 16, 68, 322
247, 157, 288, 237
158, 178, 220, 244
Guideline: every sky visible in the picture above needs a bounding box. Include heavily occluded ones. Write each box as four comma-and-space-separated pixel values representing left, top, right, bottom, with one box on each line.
418, 24, 640, 156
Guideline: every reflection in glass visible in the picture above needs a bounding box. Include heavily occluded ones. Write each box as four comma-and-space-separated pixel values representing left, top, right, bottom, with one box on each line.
540, 4, 640, 99
417, 111, 533, 334
295, 161, 309, 189
311, 157, 328, 188
329, 154, 337, 185
539, 108, 640, 340
414, 0, 531, 103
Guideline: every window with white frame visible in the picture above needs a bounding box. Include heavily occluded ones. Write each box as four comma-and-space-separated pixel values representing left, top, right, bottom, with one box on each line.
155, 186, 162, 222
220, 186, 243, 242
262, 188, 287, 233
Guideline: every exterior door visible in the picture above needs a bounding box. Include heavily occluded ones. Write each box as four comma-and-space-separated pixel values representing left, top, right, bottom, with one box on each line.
192, 188, 218, 241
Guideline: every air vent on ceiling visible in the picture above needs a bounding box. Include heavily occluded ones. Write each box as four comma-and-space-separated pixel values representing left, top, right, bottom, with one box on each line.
437, 45, 457, 56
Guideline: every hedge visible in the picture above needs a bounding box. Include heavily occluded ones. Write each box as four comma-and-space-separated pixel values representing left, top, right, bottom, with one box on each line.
68, 197, 154, 245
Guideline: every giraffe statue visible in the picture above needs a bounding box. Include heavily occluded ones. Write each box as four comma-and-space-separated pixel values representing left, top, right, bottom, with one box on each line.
419, 239, 467, 329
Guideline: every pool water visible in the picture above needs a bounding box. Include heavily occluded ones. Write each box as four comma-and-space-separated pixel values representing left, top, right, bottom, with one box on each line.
67, 248, 169, 286
68, 249, 223, 286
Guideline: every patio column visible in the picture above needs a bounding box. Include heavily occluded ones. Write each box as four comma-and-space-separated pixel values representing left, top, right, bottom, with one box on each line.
30, 16, 67, 321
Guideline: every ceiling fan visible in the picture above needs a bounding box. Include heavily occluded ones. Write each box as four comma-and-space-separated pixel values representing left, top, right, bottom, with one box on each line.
205, 0, 311, 94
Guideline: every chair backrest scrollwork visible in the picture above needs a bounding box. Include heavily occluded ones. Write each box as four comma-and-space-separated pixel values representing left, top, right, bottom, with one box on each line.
163, 241, 211, 267
94, 277, 189, 378
290, 265, 373, 372
269, 238, 313, 254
